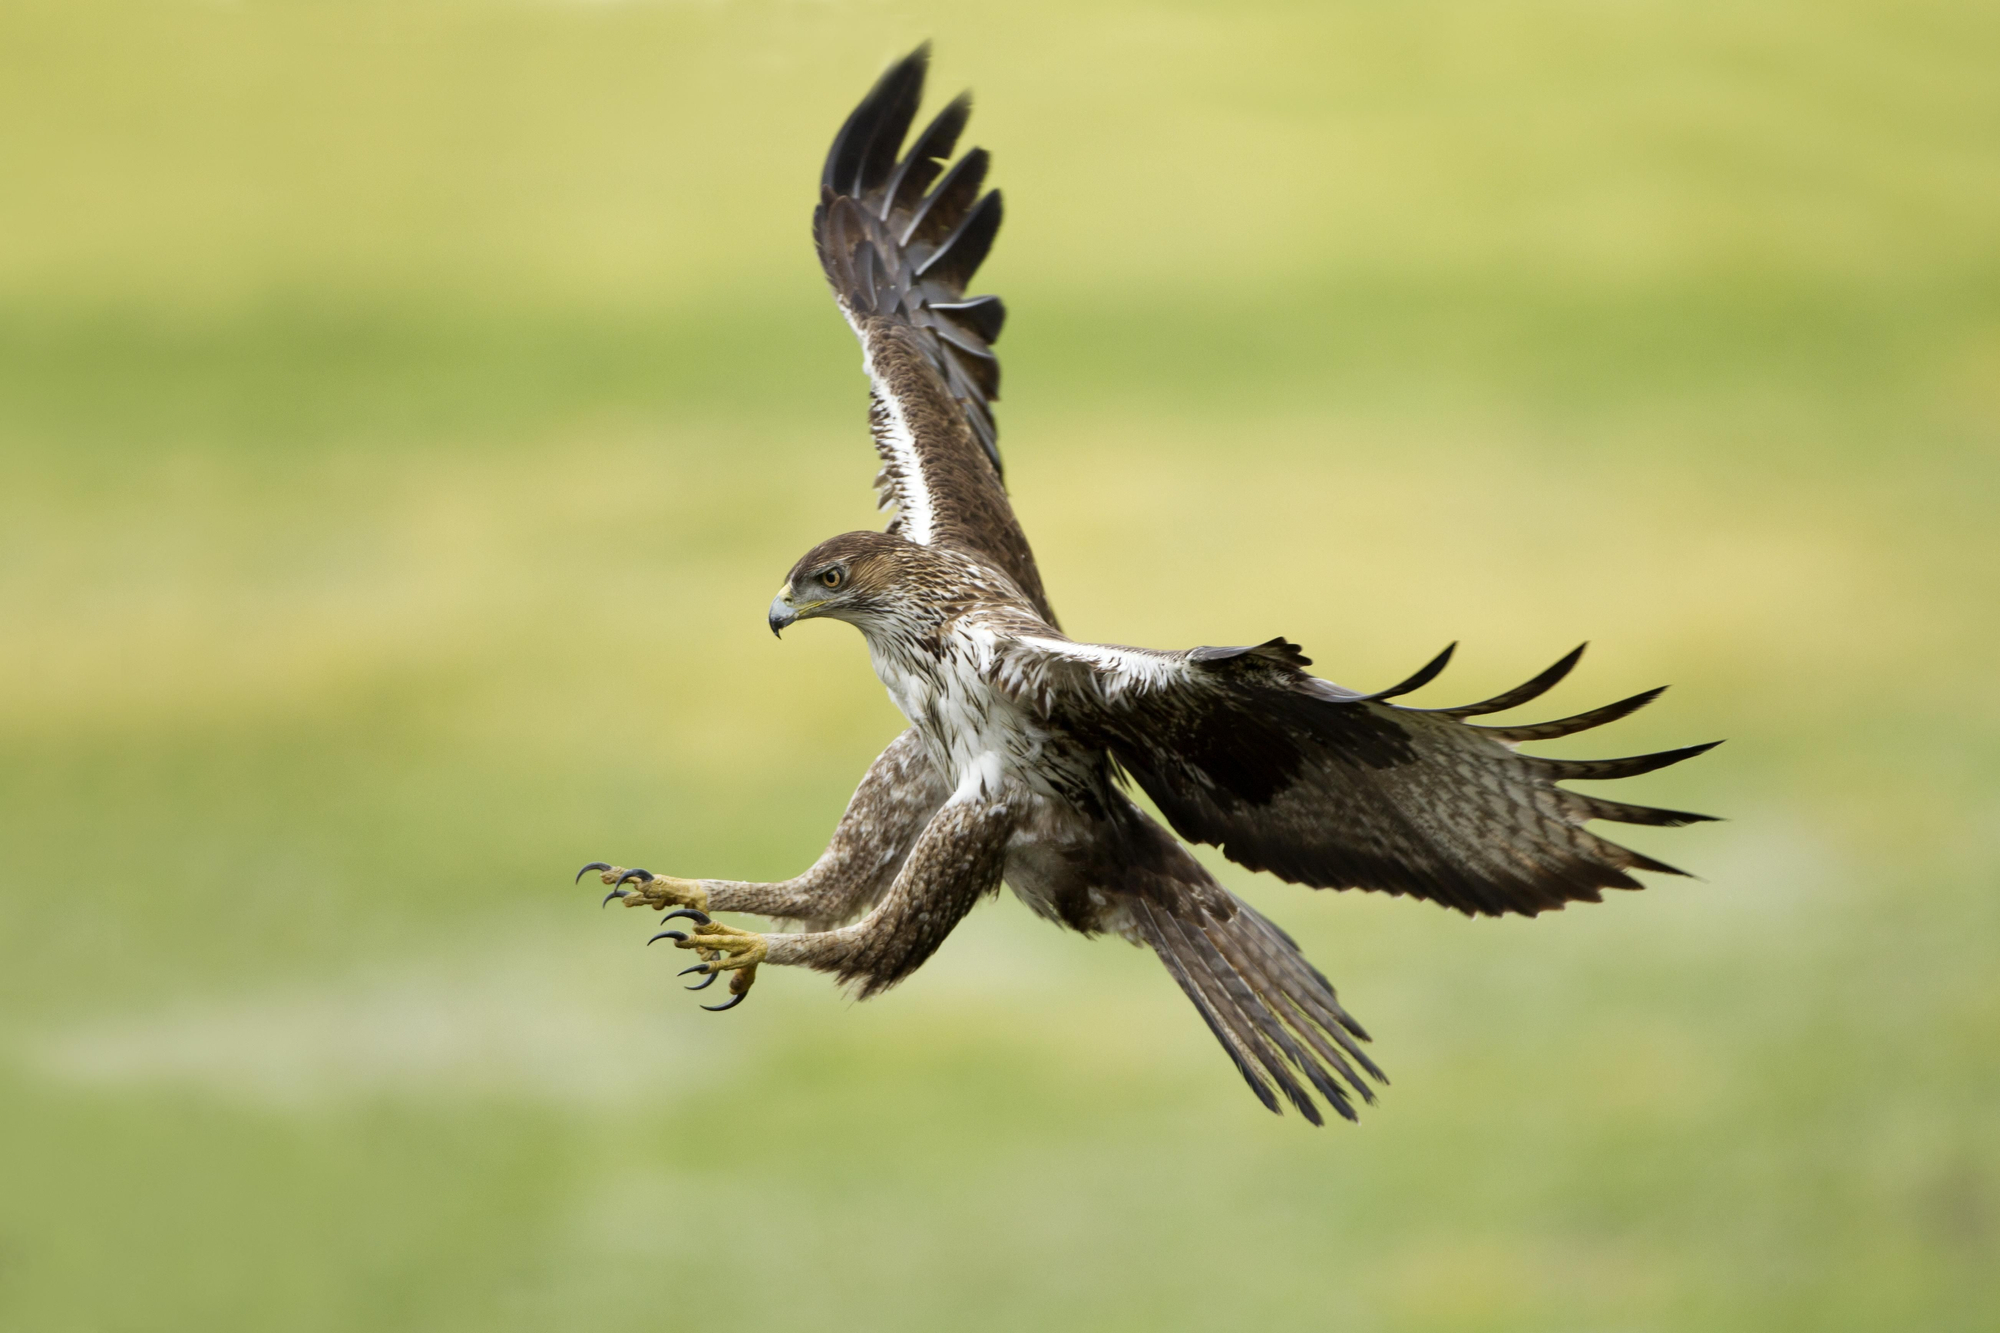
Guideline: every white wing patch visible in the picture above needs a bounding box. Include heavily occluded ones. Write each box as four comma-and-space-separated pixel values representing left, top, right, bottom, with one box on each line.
861, 338, 937, 547
1011, 634, 1190, 700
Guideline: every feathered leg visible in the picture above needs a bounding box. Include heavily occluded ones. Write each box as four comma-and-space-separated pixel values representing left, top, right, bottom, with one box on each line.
580, 728, 950, 929
646, 790, 1017, 1010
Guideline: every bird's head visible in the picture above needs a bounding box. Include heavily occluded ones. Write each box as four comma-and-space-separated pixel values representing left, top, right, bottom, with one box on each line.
769, 530, 935, 638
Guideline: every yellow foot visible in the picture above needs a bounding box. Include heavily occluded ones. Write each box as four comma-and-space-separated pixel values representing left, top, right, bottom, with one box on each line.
575, 863, 709, 914
647, 910, 767, 1012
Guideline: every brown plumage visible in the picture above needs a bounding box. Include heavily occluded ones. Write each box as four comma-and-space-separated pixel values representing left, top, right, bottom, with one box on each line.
585, 45, 1718, 1124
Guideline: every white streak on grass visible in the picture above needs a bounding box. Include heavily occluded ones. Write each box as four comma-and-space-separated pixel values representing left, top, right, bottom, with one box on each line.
17, 931, 742, 1111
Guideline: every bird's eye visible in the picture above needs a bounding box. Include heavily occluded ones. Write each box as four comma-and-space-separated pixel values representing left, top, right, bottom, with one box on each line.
818, 568, 844, 590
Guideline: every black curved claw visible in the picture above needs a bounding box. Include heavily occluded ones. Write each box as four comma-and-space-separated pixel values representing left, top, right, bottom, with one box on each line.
678, 964, 718, 991
600, 889, 626, 908
646, 930, 689, 946
614, 868, 655, 889
575, 861, 613, 885
701, 991, 747, 1012
661, 908, 712, 927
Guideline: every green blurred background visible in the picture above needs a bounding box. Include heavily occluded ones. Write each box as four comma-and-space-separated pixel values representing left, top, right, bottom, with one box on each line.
3, 1, 1996, 1329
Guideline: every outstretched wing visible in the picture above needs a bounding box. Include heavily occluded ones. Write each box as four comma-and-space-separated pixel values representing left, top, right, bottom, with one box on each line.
814, 44, 1054, 623
1006, 636, 1719, 916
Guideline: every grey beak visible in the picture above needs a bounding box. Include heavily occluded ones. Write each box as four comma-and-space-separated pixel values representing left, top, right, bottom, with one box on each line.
768, 593, 797, 638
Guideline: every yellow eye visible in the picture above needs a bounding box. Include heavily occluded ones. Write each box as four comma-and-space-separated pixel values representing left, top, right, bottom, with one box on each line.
818, 568, 844, 590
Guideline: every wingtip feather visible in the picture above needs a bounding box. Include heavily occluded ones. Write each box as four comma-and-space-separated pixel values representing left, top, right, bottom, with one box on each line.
1435, 643, 1586, 718
1531, 738, 1723, 782
1477, 685, 1668, 742
823, 44, 932, 197
1362, 642, 1457, 702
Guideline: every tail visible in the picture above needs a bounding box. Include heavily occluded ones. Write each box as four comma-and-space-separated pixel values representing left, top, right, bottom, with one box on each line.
1126, 888, 1385, 1125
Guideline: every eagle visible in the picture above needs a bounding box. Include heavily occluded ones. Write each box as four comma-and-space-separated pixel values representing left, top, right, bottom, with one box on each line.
580, 45, 1718, 1124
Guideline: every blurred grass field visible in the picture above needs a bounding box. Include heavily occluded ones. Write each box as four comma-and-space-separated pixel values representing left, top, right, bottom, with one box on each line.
2, 1, 1997, 1329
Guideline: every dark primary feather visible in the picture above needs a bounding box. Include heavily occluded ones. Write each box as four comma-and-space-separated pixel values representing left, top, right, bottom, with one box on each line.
1356, 642, 1458, 701
822, 47, 926, 199
815, 45, 1054, 623
1029, 641, 1720, 918
1476, 686, 1664, 741
1431, 643, 1584, 716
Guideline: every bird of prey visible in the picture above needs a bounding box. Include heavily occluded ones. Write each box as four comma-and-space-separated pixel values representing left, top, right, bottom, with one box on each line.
580, 45, 1718, 1124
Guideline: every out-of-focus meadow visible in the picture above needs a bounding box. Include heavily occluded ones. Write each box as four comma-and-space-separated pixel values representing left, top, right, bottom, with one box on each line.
3, 1, 1997, 1329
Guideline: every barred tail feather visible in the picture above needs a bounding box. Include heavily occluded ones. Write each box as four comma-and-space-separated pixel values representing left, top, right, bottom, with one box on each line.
1127, 892, 1382, 1125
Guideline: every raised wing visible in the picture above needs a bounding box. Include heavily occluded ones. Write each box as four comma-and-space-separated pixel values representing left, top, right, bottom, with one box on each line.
814, 45, 1054, 623
1005, 636, 1719, 916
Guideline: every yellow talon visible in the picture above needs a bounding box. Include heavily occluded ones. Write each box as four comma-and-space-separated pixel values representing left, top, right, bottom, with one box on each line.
675, 921, 767, 1009
595, 866, 709, 914
673, 920, 768, 972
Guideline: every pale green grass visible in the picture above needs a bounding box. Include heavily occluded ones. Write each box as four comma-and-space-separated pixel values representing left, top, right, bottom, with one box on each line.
2, 2, 1997, 1330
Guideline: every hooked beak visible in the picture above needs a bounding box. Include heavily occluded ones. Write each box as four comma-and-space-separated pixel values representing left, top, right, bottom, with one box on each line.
768, 592, 797, 638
